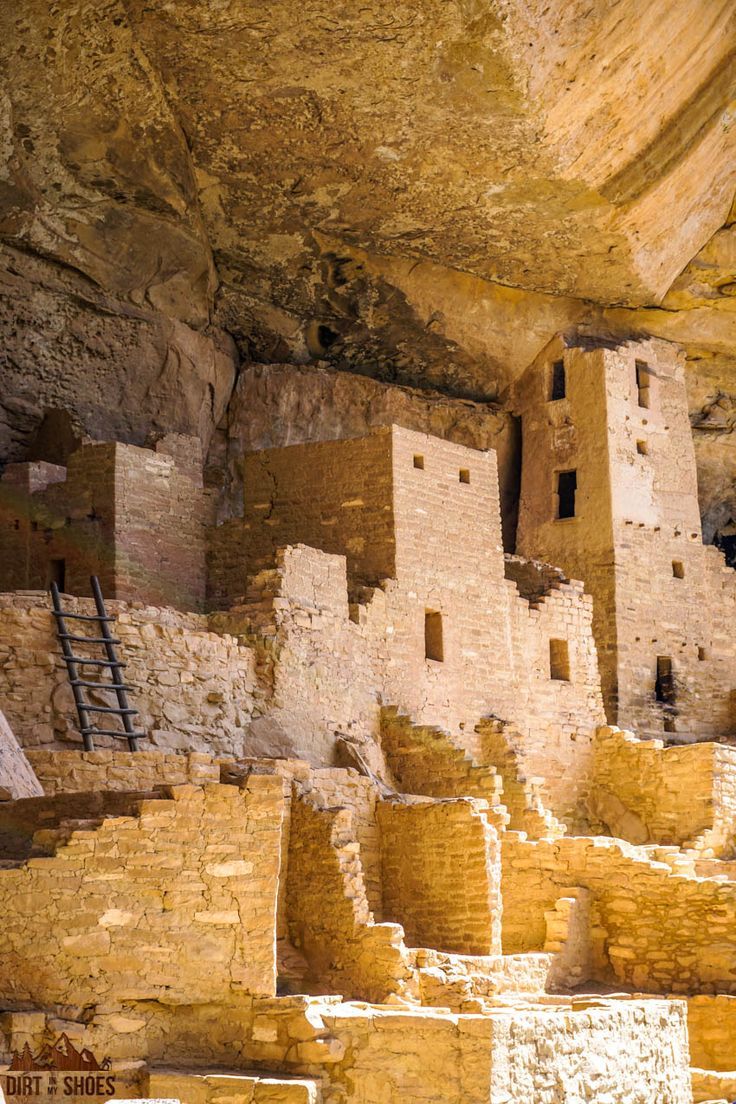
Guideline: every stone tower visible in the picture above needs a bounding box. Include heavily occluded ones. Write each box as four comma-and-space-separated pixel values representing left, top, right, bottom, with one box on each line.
514, 335, 736, 739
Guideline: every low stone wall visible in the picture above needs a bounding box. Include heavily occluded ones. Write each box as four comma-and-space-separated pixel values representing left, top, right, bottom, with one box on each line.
591, 725, 736, 851
0, 778, 283, 1006
317, 998, 690, 1104
502, 831, 736, 993
26, 749, 220, 795
378, 796, 502, 955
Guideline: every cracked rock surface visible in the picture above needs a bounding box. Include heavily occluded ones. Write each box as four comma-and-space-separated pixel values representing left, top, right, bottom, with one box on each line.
1, 1, 735, 538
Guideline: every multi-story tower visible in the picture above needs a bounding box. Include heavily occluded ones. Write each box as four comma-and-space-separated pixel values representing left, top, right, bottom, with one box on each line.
515, 335, 736, 738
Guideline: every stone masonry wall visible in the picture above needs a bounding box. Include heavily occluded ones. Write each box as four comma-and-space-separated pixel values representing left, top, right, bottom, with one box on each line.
515, 336, 736, 737
217, 426, 604, 817
25, 749, 220, 795
0, 778, 283, 1006
286, 792, 412, 1003
0, 436, 213, 611
0, 596, 257, 756
378, 796, 502, 955
242, 429, 397, 588
223, 362, 518, 546
686, 994, 736, 1071
502, 830, 736, 993
317, 999, 691, 1104
591, 725, 736, 851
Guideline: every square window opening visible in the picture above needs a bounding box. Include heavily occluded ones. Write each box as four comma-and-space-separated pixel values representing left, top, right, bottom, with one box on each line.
672, 561, 684, 579
636, 439, 648, 456
413, 454, 425, 470
459, 468, 470, 484
663, 717, 676, 734
549, 639, 570, 681
550, 359, 566, 401
556, 470, 577, 519
425, 610, 444, 662
698, 646, 709, 661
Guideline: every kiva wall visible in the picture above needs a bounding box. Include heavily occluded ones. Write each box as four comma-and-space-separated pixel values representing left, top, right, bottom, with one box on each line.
378, 796, 502, 955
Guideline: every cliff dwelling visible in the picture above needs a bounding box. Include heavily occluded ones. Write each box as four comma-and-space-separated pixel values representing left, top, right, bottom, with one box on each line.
2, 5, 736, 1104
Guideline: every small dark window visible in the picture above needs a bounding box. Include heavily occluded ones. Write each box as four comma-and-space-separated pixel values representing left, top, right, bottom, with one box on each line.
550, 359, 566, 401
698, 647, 708, 661
46, 558, 66, 592
556, 470, 577, 519
549, 639, 570, 681
459, 469, 470, 484
413, 454, 425, 470
664, 717, 676, 734
655, 656, 674, 704
425, 610, 444, 662
636, 440, 648, 456
635, 360, 651, 409
672, 561, 684, 579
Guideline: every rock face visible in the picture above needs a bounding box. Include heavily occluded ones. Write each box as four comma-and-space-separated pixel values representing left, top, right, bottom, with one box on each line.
0, 711, 43, 799
0, 2, 735, 537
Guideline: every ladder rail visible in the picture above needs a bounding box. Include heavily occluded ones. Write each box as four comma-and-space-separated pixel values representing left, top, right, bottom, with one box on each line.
50, 583, 96, 752
90, 575, 141, 752
50, 576, 146, 752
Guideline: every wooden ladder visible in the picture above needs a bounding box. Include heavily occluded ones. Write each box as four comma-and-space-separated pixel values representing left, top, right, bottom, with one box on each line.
50, 575, 145, 751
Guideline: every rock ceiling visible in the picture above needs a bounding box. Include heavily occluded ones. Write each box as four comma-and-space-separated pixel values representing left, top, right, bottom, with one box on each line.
1, 0, 735, 529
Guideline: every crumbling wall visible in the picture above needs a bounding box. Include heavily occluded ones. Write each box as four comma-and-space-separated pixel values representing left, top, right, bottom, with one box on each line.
286, 792, 412, 1002
502, 831, 736, 993
212, 545, 388, 767
590, 726, 736, 850
378, 796, 502, 955
0, 778, 283, 1006
317, 999, 690, 1104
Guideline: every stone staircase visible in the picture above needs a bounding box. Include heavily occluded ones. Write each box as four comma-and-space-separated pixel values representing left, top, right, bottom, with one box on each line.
475, 717, 567, 839
380, 707, 503, 802
381, 707, 565, 839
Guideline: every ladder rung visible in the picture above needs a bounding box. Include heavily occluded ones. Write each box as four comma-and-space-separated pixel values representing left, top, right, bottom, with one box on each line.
81, 705, 138, 716
52, 611, 117, 623
81, 728, 147, 739
64, 657, 127, 668
58, 633, 122, 645
69, 679, 134, 691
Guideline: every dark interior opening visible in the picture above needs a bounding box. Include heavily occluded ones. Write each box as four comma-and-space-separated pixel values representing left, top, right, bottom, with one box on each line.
424, 610, 444, 662
550, 360, 566, 401
46, 558, 66, 592
635, 360, 651, 409
655, 655, 675, 704
557, 470, 577, 519
715, 529, 736, 569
